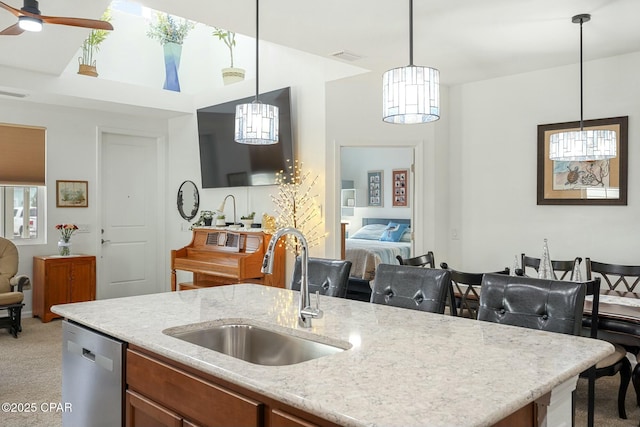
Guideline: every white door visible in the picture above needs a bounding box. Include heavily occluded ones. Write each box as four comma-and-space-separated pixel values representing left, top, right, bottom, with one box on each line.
99, 132, 161, 299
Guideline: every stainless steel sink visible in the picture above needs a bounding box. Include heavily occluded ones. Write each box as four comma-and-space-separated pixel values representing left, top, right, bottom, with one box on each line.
164, 323, 348, 366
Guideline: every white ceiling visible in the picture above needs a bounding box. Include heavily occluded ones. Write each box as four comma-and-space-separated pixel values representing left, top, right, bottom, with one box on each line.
0, 0, 639, 91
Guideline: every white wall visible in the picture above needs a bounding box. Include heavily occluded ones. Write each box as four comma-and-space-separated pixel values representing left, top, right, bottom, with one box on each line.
8, 33, 639, 316
448, 51, 640, 272
164, 41, 366, 285
326, 71, 451, 260
2, 29, 365, 313
326, 52, 639, 274
0, 98, 167, 315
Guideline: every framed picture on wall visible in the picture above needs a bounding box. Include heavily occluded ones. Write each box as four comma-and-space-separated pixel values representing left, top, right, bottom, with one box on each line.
392, 169, 409, 207
367, 170, 383, 207
537, 116, 628, 205
56, 180, 89, 207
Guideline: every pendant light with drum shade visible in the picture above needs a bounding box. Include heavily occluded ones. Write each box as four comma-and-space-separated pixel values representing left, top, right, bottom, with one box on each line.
548, 14, 616, 161
382, 0, 439, 124
234, 0, 279, 145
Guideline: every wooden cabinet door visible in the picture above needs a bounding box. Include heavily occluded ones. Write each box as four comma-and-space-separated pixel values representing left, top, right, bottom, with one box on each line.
69, 258, 96, 303
126, 390, 182, 427
45, 261, 72, 319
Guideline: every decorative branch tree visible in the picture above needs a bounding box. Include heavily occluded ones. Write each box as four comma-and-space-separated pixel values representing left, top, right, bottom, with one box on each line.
271, 159, 327, 255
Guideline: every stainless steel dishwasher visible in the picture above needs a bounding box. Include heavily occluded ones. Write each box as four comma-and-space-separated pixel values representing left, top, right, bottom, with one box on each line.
62, 320, 125, 427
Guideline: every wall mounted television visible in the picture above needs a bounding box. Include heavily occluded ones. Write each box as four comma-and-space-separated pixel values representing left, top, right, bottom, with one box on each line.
197, 87, 294, 188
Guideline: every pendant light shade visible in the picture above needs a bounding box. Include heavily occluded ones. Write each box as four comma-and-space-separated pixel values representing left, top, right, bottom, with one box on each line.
383, 66, 439, 124
235, 102, 279, 145
548, 14, 616, 161
383, 0, 440, 124
548, 128, 616, 161
235, 0, 279, 145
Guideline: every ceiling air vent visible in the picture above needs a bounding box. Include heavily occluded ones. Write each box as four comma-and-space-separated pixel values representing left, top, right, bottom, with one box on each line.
330, 50, 362, 62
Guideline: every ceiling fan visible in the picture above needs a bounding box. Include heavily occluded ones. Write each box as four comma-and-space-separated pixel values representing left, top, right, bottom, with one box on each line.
0, 0, 113, 35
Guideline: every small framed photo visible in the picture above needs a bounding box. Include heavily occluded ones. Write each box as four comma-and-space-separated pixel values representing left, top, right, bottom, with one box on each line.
56, 180, 88, 208
392, 169, 409, 207
367, 170, 383, 207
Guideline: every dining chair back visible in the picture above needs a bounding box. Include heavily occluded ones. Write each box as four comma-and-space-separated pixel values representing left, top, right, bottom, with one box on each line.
520, 254, 582, 280
478, 274, 629, 427
586, 258, 640, 292
396, 252, 457, 316
586, 258, 640, 408
370, 264, 451, 314
439, 263, 509, 319
396, 251, 435, 268
291, 257, 352, 298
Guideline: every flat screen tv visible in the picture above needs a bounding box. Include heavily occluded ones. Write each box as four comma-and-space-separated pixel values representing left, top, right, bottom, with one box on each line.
197, 87, 294, 188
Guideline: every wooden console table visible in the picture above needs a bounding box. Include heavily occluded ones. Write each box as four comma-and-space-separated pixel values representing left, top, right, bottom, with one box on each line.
171, 228, 285, 291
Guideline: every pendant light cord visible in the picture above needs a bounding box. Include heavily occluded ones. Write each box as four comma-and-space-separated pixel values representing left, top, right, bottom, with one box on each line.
255, 0, 259, 103
409, 0, 414, 66
579, 17, 584, 131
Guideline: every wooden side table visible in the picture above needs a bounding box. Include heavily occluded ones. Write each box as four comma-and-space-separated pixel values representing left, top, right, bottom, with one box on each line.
32, 255, 96, 322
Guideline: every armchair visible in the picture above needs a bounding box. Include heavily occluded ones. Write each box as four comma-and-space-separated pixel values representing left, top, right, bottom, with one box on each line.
0, 237, 30, 338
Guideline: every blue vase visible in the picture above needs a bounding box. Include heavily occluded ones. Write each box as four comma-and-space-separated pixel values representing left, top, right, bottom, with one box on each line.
163, 42, 182, 92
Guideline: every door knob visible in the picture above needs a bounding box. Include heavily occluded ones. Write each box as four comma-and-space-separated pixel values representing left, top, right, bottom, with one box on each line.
101, 239, 111, 244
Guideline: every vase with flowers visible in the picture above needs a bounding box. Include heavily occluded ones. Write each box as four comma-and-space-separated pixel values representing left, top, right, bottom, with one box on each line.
56, 224, 79, 256
146, 12, 195, 92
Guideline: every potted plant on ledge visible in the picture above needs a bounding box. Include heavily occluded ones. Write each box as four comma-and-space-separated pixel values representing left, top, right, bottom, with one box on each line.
213, 28, 245, 85
190, 210, 214, 229
240, 212, 255, 228
78, 8, 112, 77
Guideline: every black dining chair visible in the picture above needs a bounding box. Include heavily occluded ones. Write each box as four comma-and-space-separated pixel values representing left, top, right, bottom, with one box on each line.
478, 274, 629, 427
291, 257, 352, 298
586, 258, 640, 406
520, 254, 582, 280
370, 264, 451, 314
396, 251, 436, 268
586, 258, 640, 293
439, 262, 509, 319
395, 252, 457, 315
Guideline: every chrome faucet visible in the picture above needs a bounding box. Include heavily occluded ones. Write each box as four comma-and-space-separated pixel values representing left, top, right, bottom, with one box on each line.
261, 227, 323, 328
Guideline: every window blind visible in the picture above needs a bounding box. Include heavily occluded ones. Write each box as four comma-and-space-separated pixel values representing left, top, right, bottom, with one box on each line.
0, 123, 46, 186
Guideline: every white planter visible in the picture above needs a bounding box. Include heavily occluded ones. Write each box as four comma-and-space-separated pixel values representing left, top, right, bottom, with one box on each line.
215, 219, 226, 226
241, 219, 253, 229
222, 67, 245, 85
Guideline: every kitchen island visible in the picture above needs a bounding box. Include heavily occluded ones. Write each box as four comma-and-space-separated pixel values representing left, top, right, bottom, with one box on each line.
52, 284, 613, 427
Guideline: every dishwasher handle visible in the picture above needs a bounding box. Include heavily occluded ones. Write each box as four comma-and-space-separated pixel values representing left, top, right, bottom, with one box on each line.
82, 348, 96, 362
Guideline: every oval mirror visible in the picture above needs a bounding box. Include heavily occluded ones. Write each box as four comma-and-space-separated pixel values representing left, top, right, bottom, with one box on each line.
177, 180, 199, 221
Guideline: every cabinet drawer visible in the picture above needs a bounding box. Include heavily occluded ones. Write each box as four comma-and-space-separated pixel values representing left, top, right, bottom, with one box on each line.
271, 408, 320, 427
127, 349, 262, 427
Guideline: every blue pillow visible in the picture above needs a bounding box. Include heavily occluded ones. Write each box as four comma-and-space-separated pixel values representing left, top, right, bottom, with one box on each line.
379, 222, 409, 242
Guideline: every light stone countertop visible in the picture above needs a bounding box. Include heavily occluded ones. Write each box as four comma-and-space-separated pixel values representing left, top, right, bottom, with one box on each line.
52, 284, 613, 427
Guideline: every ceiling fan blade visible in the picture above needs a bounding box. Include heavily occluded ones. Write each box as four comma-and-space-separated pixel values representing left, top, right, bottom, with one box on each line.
0, 1, 22, 17
41, 15, 113, 31
0, 22, 24, 35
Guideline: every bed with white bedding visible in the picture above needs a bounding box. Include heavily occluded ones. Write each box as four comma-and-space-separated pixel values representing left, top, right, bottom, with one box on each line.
345, 218, 411, 281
